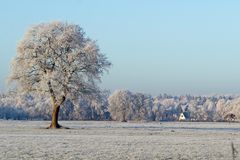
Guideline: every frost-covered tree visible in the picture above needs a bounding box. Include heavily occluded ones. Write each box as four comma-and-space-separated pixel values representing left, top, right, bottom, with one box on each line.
126, 93, 141, 121
137, 94, 154, 121
132, 93, 147, 120
108, 90, 134, 122
9, 22, 111, 128
108, 91, 155, 122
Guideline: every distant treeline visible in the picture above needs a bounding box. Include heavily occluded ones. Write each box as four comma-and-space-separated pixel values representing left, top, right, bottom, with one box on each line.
0, 90, 239, 122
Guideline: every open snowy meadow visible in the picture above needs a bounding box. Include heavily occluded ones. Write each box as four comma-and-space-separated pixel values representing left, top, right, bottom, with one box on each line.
0, 121, 240, 160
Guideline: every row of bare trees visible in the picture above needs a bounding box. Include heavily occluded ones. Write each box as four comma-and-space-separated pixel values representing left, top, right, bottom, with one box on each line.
0, 90, 239, 122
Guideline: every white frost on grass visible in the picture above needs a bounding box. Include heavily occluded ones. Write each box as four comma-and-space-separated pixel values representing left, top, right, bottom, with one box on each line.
0, 121, 240, 159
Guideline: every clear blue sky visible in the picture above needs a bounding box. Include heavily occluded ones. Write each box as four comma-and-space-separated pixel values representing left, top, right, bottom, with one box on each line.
1, 0, 240, 95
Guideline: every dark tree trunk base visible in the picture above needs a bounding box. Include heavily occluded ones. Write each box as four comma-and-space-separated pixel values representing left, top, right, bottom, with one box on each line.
47, 123, 61, 129
46, 123, 70, 129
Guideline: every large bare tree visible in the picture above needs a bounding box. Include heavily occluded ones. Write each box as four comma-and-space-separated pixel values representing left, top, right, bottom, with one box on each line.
9, 22, 111, 128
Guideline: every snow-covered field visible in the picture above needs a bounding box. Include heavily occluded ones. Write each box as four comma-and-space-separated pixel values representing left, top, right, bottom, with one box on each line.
0, 121, 240, 160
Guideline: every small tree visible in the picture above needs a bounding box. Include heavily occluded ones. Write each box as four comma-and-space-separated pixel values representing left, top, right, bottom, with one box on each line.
108, 90, 134, 122
9, 22, 111, 128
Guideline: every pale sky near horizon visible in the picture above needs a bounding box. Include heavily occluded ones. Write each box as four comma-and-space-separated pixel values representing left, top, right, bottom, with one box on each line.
1, 0, 240, 95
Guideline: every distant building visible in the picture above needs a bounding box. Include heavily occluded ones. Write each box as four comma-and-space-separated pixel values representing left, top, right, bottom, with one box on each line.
179, 113, 186, 121
224, 113, 236, 122
178, 104, 190, 121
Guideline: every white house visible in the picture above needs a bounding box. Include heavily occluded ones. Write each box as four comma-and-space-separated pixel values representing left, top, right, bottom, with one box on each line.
179, 113, 186, 121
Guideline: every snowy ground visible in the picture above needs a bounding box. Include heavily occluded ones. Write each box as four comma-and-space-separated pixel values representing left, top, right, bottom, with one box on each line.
0, 121, 240, 160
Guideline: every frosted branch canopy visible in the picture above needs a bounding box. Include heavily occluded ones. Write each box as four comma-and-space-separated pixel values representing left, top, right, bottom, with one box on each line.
9, 21, 111, 100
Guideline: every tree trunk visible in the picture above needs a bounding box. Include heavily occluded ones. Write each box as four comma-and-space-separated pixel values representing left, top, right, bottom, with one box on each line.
121, 111, 127, 122
49, 105, 61, 129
